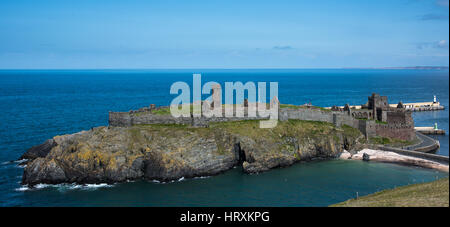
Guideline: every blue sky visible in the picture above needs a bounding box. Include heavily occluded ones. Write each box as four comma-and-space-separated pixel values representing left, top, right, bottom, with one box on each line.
0, 0, 448, 69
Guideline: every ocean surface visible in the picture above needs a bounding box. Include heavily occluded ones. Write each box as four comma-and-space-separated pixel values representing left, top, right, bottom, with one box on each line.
0, 69, 448, 207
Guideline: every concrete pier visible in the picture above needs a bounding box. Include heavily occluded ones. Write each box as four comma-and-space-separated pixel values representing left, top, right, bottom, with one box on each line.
404, 132, 441, 153
396, 101, 445, 111
326, 101, 444, 111
415, 127, 446, 135
326, 95, 444, 112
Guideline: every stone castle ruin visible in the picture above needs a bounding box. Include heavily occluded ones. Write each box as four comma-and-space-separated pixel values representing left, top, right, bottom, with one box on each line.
332, 93, 415, 141
109, 93, 415, 141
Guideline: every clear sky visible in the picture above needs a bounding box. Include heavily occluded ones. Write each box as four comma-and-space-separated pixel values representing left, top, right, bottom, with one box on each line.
0, 0, 448, 69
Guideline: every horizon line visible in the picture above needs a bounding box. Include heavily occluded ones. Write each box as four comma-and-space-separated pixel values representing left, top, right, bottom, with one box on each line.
0, 66, 449, 71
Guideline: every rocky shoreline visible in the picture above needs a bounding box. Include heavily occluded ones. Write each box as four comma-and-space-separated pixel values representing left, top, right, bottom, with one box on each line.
19, 120, 365, 186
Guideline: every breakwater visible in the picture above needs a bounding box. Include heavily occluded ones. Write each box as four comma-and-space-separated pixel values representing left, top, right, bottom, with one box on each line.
403, 132, 441, 153
415, 127, 446, 135
326, 101, 445, 112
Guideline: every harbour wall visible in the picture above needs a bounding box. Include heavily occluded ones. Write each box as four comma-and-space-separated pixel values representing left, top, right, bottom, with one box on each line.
326, 102, 445, 112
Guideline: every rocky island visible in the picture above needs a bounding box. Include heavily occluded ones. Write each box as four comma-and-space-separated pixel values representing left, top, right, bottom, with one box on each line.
20, 120, 363, 186
19, 93, 446, 186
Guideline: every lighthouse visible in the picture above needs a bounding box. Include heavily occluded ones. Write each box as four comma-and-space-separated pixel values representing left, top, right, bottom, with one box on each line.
433, 95, 437, 103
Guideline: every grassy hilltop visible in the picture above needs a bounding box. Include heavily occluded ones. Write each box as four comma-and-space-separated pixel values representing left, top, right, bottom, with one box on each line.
332, 178, 449, 207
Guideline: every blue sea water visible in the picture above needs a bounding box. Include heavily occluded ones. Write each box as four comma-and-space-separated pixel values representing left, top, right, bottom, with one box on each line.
0, 69, 448, 207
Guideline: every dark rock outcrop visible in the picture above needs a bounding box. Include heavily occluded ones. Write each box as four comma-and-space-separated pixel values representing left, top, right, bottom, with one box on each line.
363, 153, 370, 161
19, 139, 56, 161
20, 120, 364, 186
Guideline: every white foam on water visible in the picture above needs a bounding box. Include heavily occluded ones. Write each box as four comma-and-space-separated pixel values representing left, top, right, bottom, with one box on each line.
150, 176, 209, 184
65, 184, 83, 190
14, 184, 51, 191
15, 182, 114, 192
35, 183, 51, 189
15, 186, 30, 191
81, 183, 113, 190
14, 159, 28, 164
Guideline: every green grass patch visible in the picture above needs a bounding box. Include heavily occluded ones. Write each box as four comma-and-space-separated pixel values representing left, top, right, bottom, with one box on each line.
210, 119, 338, 141
331, 178, 449, 207
341, 124, 362, 138
132, 111, 148, 116
376, 120, 387, 125
309, 106, 332, 112
369, 136, 391, 145
280, 104, 301, 109
151, 108, 172, 115
369, 136, 415, 146
140, 103, 332, 115
280, 104, 332, 112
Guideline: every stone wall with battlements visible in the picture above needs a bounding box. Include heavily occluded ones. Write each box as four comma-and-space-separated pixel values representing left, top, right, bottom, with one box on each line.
109, 106, 373, 137
374, 124, 415, 141
109, 106, 271, 127
109, 93, 416, 142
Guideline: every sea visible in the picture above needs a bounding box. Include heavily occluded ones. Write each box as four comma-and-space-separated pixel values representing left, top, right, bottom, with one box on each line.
0, 69, 448, 207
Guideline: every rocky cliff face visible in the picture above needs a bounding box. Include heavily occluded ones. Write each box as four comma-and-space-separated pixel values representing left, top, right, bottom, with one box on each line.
21, 120, 364, 186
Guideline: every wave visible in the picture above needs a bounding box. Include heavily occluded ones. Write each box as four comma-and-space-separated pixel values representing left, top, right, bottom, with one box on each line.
15, 182, 114, 192
150, 177, 184, 184
14, 159, 28, 164
150, 175, 209, 184
15, 186, 29, 192
2, 159, 28, 165
2, 159, 27, 165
